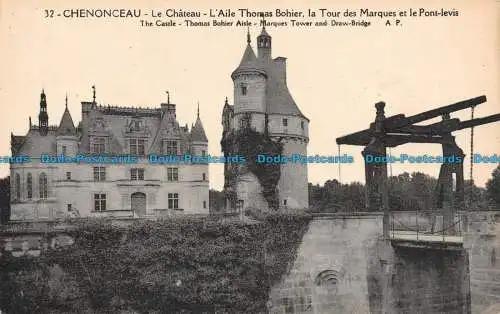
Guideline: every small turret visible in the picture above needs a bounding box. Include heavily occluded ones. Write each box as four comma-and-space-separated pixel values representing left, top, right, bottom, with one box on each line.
222, 97, 233, 131
38, 89, 49, 136
57, 94, 76, 136
57, 94, 78, 156
257, 25, 272, 60
190, 103, 208, 143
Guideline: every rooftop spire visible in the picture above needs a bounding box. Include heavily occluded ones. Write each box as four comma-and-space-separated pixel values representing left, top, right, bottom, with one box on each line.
38, 89, 49, 136
197, 101, 200, 118
92, 85, 96, 103
247, 27, 251, 44
57, 102, 76, 136
65, 93, 68, 109
191, 103, 208, 142
166, 91, 170, 104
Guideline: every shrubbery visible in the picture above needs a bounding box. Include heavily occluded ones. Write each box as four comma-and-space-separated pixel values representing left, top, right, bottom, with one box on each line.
221, 127, 283, 210
0, 213, 311, 313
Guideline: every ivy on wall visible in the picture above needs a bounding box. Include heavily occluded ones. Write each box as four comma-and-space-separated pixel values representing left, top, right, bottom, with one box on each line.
221, 126, 283, 209
0, 214, 311, 313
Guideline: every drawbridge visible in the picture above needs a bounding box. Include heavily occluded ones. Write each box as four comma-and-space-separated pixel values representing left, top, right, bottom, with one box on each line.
336, 95, 500, 247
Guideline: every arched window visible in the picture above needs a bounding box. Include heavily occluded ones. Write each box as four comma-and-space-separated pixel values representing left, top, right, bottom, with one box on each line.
15, 173, 20, 200
39, 172, 48, 199
27, 173, 32, 199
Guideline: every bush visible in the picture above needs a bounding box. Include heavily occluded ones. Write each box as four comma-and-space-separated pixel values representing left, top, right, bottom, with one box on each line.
0, 214, 311, 313
221, 127, 283, 209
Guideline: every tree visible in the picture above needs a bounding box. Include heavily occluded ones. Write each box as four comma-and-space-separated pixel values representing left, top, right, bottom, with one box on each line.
308, 180, 365, 212
0, 176, 10, 223
486, 165, 500, 208
209, 189, 226, 213
463, 180, 489, 210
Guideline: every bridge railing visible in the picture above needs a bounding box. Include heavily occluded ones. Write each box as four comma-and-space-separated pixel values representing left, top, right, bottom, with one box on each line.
389, 210, 464, 244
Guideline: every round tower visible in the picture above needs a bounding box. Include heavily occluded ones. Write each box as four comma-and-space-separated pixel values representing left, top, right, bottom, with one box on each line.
224, 28, 310, 212
262, 33, 309, 210
231, 30, 267, 132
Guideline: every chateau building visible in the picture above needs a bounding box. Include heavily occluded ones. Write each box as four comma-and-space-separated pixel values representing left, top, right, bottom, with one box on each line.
221, 27, 309, 211
10, 89, 209, 220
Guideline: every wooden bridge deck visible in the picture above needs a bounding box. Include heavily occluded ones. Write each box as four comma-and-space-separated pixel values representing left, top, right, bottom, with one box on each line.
390, 230, 464, 250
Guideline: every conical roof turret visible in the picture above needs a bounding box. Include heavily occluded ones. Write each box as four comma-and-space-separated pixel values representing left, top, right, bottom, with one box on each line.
57, 96, 76, 136
231, 30, 266, 79
190, 103, 208, 142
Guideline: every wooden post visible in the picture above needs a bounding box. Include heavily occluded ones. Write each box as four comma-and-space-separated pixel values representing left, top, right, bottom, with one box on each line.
362, 102, 390, 238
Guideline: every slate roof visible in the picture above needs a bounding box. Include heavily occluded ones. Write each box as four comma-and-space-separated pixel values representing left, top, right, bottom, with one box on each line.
190, 115, 208, 142
11, 135, 26, 155
57, 107, 76, 135
258, 27, 270, 38
12, 101, 207, 156
231, 44, 266, 78
15, 129, 57, 156
232, 28, 308, 121
265, 60, 307, 120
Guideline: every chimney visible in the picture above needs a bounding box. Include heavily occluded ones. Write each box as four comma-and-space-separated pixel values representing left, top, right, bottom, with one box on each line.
274, 57, 287, 85
161, 103, 176, 117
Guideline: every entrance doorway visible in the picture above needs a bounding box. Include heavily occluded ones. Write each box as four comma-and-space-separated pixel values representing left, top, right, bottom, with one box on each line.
131, 192, 146, 217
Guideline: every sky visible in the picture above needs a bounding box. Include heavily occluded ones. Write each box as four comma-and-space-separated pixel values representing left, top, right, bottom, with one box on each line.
0, 0, 499, 191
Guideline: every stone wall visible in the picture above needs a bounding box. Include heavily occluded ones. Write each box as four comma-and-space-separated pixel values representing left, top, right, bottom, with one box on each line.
387, 245, 471, 313
463, 211, 500, 313
268, 211, 500, 314
236, 171, 269, 210
267, 213, 383, 314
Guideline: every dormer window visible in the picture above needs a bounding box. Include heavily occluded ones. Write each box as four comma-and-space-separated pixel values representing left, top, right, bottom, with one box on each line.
163, 140, 179, 155
130, 139, 145, 155
133, 121, 140, 131
130, 119, 143, 132
93, 118, 106, 131
92, 137, 106, 154
283, 118, 288, 127
301, 121, 304, 129
241, 85, 247, 95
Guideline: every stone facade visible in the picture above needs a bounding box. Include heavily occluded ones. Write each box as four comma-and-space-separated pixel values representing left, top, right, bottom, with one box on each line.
268, 211, 500, 314
10, 90, 209, 220
463, 211, 500, 313
222, 28, 309, 211
267, 214, 382, 313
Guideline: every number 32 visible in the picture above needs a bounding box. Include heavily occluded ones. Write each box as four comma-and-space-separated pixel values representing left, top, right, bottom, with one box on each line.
44, 9, 54, 18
